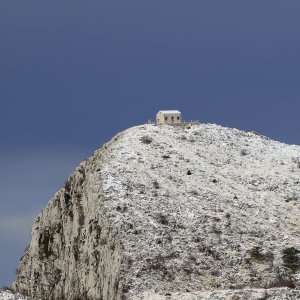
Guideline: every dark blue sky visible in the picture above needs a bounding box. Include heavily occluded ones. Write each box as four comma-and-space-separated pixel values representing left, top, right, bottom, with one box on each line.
1, 1, 300, 286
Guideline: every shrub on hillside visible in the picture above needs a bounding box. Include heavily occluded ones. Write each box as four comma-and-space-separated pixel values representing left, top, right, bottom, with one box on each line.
250, 246, 263, 261
153, 180, 160, 189
240, 149, 248, 156
282, 247, 300, 272
141, 135, 152, 144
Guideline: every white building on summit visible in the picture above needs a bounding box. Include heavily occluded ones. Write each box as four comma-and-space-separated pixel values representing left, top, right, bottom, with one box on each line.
156, 110, 182, 125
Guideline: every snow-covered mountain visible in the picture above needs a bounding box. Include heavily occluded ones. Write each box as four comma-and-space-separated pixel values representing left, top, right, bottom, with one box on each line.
12, 123, 300, 299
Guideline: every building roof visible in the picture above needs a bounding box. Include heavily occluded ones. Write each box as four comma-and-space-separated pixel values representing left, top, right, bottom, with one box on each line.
158, 110, 181, 114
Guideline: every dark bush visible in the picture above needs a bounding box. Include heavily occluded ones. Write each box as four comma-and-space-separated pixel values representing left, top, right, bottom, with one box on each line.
72, 238, 80, 262
250, 246, 263, 261
199, 245, 220, 260
64, 177, 72, 193
158, 213, 168, 225
190, 190, 199, 196
240, 149, 248, 156
282, 247, 300, 272
267, 276, 296, 289
38, 230, 54, 259
78, 205, 85, 226
141, 135, 152, 144
249, 247, 273, 263
153, 180, 160, 189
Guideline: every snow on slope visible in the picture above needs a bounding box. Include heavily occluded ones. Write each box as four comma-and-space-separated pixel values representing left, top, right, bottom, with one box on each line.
0, 289, 27, 300
98, 123, 300, 296
13, 123, 300, 299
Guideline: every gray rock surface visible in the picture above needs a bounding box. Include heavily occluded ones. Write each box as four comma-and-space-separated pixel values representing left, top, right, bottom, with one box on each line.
12, 123, 300, 299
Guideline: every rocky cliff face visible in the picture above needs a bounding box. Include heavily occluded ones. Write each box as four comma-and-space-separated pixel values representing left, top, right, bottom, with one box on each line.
13, 123, 300, 299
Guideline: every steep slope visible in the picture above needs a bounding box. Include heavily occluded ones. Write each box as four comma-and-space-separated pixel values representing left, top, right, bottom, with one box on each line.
13, 123, 300, 299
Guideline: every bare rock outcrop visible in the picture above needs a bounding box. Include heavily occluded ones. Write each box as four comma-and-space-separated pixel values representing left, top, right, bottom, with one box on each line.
13, 124, 300, 299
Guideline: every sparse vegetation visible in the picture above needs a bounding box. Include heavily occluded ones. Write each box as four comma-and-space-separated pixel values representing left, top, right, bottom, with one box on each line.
199, 244, 220, 260
64, 177, 72, 193
267, 275, 296, 289
72, 237, 80, 262
38, 230, 54, 259
282, 247, 300, 272
153, 180, 160, 189
141, 135, 152, 144
240, 149, 247, 156
190, 189, 199, 196
250, 246, 264, 261
78, 205, 85, 226
249, 246, 274, 262
158, 213, 168, 225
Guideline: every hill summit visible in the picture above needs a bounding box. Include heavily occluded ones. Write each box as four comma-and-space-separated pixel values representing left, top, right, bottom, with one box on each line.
12, 123, 300, 299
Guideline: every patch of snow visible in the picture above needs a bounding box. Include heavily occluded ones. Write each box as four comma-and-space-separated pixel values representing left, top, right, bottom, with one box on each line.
0, 289, 28, 300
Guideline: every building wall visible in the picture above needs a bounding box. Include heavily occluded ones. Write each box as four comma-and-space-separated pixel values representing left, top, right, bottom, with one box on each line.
156, 112, 181, 124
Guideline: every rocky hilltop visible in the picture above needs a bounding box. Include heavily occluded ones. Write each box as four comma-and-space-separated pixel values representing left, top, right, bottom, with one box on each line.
12, 123, 300, 299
